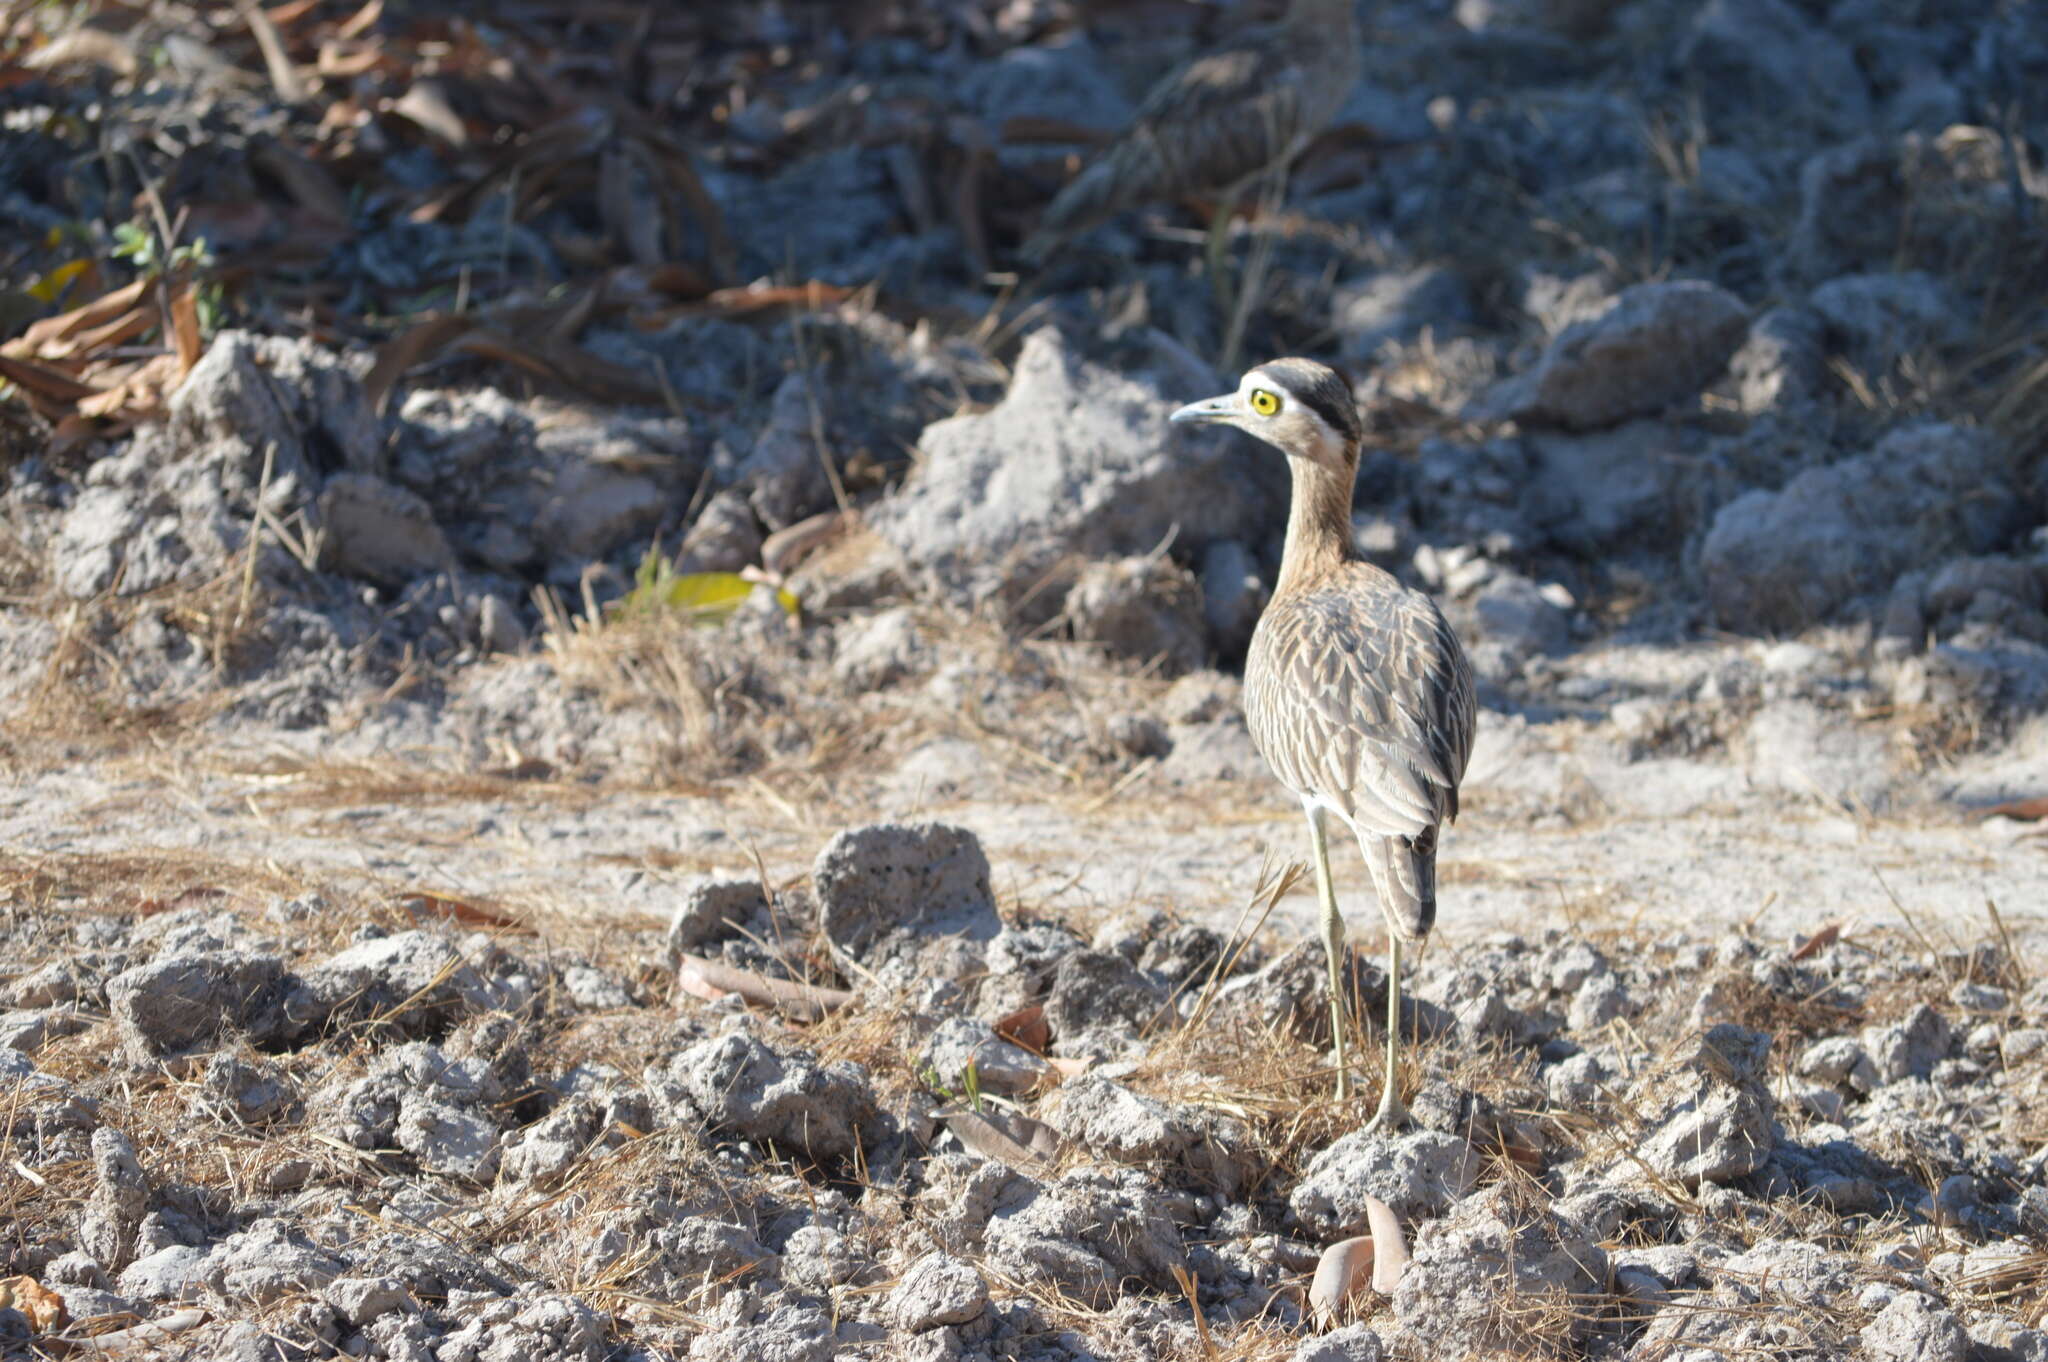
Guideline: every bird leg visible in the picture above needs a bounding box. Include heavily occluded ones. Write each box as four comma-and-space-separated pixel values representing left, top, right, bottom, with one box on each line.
1306, 806, 1350, 1099
1360, 931, 1408, 1133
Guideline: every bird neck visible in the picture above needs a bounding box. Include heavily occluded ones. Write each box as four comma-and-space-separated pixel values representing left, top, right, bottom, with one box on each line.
1276, 452, 1358, 595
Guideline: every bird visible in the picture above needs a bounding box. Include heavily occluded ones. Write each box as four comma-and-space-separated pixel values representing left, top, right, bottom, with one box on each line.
1018, 0, 1362, 276
1171, 358, 1475, 1130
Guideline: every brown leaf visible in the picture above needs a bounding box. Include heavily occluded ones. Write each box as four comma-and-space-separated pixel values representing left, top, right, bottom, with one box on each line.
7, 278, 150, 356
0, 1275, 66, 1332
1788, 920, 1845, 962
0, 354, 104, 414
363, 314, 477, 415
235, 0, 310, 102
133, 886, 228, 917
335, 0, 383, 40
399, 892, 528, 933
390, 79, 471, 149
1978, 796, 2048, 822
1307, 1236, 1374, 1329
993, 1002, 1050, 1056
672, 954, 850, 1023
21, 29, 139, 78
75, 354, 182, 421
455, 331, 666, 407
169, 288, 202, 376
263, 0, 323, 29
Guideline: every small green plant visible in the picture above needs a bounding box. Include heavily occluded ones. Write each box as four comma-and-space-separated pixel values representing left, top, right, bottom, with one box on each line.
110, 220, 226, 336
614, 541, 799, 625
916, 1057, 984, 1114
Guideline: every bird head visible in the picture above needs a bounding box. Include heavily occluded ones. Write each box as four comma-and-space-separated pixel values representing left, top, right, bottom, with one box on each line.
1169, 357, 1362, 470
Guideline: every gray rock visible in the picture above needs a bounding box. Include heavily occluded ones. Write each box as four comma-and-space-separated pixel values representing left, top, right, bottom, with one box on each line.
983, 1167, 1187, 1307
1041, 950, 1168, 1056
316, 473, 449, 586
1040, 1076, 1200, 1165
77, 1127, 150, 1273
397, 1097, 502, 1179
533, 457, 669, 562
1066, 556, 1206, 675
833, 607, 929, 691
1678, 0, 1869, 136
0, 1007, 90, 1054
498, 1096, 602, 1186
921, 1017, 1050, 1097
813, 823, 1000, 985
192, 1052, 291, 1125
673, 487, 763, 575
1799, 1036, 1880, 1095
1198, 539, 1268, 659
1863, 1004, 1952, 1085
868, 328, 1285, 614
1630, 1024, 1776, 1186
888, 1253, 988, 1331
2, 961, 84, 1009
1494, 281, 1749, 430
1700, 423, 2025, 633
1862, 1291, 1968, 1362
1291, 1128, 1480, 1235
1290, 1323, 1384, 1362
1739, 699, 1897, 810
740, 373, 833, 532
105, 951, 290, 1064
1809, 271, 1968, 373
1546, 1050, 1613, 1108
207, 1219, 348, 1305
1334, 266, 1472, 358
436, 1293, 605, 1362
284, 930, 497, 1037
115, 1244, 213, 1304
1462, 568, 1572, 677
657, 1031, 875, 1160
1728, 308, 1828, 414
1392, 1185, 1606, 1354
1522, 421, 1705, 550
666, 878, 771, 958
323, 1275, 414, 1329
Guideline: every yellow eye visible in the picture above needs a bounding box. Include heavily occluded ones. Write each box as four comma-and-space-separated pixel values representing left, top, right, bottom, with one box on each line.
1249, 388, 1280, 416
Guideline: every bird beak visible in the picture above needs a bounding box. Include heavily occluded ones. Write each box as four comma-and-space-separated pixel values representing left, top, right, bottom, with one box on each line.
1169, 392, 1240, 426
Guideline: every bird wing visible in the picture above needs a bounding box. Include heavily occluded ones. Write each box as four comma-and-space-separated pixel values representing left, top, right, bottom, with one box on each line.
1246, 570, 1476, 839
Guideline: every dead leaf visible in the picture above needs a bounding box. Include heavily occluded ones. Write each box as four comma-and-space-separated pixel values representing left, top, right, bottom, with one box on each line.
1788, 920, 1845, 962
1363, 1193, 1408, 1293
1307, 1236, 1374, 1329
398, 892, 528, 933
7, 277, 150, 355
391, 79, 471, 148
169, 288, 202, 376
672, 954, 850, 1023
132, 886, 228, 917
335, 0, 383, 40
21, 29, 139, 77
362, 314, 477, 415
0, 1275, 65, 1332
942, 1105, 1063, 1175
235, 0, 310, 102
993, 1002, 1050, 1056
1978, 796, 2048, 822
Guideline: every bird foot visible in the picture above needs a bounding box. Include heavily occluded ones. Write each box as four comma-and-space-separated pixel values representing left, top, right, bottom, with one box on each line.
1357, 1094, 1410, 1136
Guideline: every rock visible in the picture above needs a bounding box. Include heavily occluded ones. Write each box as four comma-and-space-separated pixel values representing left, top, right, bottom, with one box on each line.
833, 607, 929, 690
1198, 539, 1267, 659
1809, 271, 1968, 373
1863, 1004, 1952, 1085
1950, 980, 2009, 1014
674, 488, 763, 575
315, 473, 449, 586
1629, 1023, 1776, 1187
868, 328, 1285, 615
1041, 951, 1168, 1056
888, 1254, 988, 1331
1700, 423, 2025, 633
0, 1007, 89, 1054
397, 1097, 502, 1179
1066, 556, 1206, 675
322, 1276, 414, 1329
1392, 1185, 1606, 1354
1461, 568, 1572, 678
657, 1031, 875, 1160
436, 1293, 605, 1362
77, 1128, 150, 1273
813, 823, 1000, 985
1521, 421, 1707, 551
192, 1053, 291, 1125
1493, 281, 1749, 431
739, 373, 833, 532
1728, 308, 1828, 414
533, 457, 669, 563
1290, 1129, 1480, 1236
983, 1167, 1187, 1307
284, 930, 498, 1037
1289, 1323, 1385, 1362
105, 951, 290, 1064
498, 1097, 602, 1186
115, 1245, 212, 1304
1040, 1076, 1200, 1165
921, 1017, 1050, 1096
1678, 0, 1869, 136
1739, 700, 1897, 810
207, 1219, 348, 1305
1862, 1291, 1968, 1362
1334, 266, 1472, 358
666, 878, 772, 958
1799, 1036, 1880, 1095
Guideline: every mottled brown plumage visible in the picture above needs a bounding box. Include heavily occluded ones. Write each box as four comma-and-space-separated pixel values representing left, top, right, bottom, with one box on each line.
1021, 0, 1362, 261
1171, 357, 1476, 1123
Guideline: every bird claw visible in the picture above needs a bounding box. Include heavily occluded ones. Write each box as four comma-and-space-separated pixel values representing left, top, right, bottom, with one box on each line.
1357, 1095, 1410, 1137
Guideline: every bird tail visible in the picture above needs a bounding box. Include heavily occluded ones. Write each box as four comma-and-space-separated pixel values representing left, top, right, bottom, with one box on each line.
1363, 826, 1438, 943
